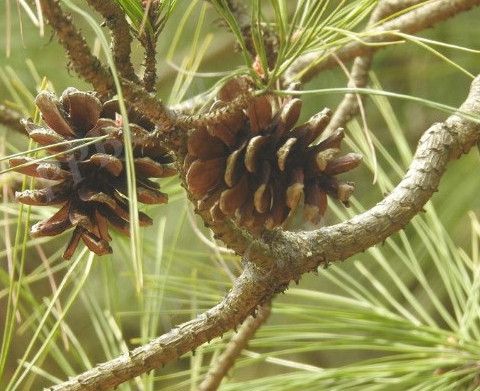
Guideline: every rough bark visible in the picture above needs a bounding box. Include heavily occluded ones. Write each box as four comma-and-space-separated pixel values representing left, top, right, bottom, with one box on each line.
85, 0, 139, 83
47, 264, 277, 391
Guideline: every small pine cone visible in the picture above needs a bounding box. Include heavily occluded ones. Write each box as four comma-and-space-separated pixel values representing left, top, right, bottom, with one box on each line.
185, 77, 362, 231
11, 88, 175, 259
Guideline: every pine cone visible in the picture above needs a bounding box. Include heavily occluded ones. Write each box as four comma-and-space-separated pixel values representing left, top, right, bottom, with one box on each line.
10, 88, 175, 259
185, 78, 362, 231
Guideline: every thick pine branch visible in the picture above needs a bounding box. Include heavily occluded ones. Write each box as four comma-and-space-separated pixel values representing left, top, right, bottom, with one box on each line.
47, 264, 277, 391
48, 75, 480, 390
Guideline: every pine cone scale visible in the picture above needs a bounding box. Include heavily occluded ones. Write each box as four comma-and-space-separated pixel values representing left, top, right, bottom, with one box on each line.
81, 231, 111, 256
64, 228, 84, 260
324, 153, 363, 175
280, 98, 302, 133
224, 142, 247, 187
31, 203, 72, 237
87, 153, 123, 176
253, 183, 271, 213
61, 88, 102, 132
186, 157, 226, 197
15, 183, 72, 206
22, 121, 68, 151
245, 135, 269, 172
219, 175, 249, 216
133, 157, 176, 178
35, 92, 77, 137
277, 138, 297, 171
247, 96, 272, 132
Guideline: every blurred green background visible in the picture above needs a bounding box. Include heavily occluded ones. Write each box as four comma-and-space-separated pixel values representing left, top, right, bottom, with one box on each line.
1, 1, 480, 390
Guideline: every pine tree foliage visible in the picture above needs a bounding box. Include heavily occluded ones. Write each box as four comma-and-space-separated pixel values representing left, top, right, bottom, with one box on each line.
1, 1, 480, 390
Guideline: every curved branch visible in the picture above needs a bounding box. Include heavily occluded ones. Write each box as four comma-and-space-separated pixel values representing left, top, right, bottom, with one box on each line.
47, 264, 277, 391
256, 76, 480, 274
48, 74, 480, 391
285, 0, 480, 84
326, 0, 425, 133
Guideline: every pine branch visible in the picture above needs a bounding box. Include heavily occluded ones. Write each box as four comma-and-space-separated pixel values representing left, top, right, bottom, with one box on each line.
85, 0, 140, 83
47, 263, 277, 391
198, 302, 271, 391
39, 0, 113, 97
285, 0, 480, 84
0, 105, 26, 135
47, 75, 480, 391
39, 0, 176, 131
253, 76, 480, 273
31, 1, 480, 390
326, 0, 426, 134
143, 36, 157, 92
139, 1, 159, 92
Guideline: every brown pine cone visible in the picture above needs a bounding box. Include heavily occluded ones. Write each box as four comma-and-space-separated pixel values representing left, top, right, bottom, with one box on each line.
10, 88, 175, 259
185, 77, 362, 231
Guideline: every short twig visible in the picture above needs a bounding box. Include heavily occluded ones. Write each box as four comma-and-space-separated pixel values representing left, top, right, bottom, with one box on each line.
285, 0, 480, 84
140, 1, 159, 92
143, 36, 157, 92
40, 0, 114, 97
85, 0, 140, 83
198, 302, 272, 391
0, 105, 26, 135
40, 0, 176, 132
326, 0, 426, 134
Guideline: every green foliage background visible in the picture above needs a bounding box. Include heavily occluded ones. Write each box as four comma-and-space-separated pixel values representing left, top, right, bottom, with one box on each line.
1, 1, 480, 390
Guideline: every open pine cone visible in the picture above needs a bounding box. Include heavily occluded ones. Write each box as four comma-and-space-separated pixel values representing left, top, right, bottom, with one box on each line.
185, 77, 362, 231
10, 88, 175, 259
